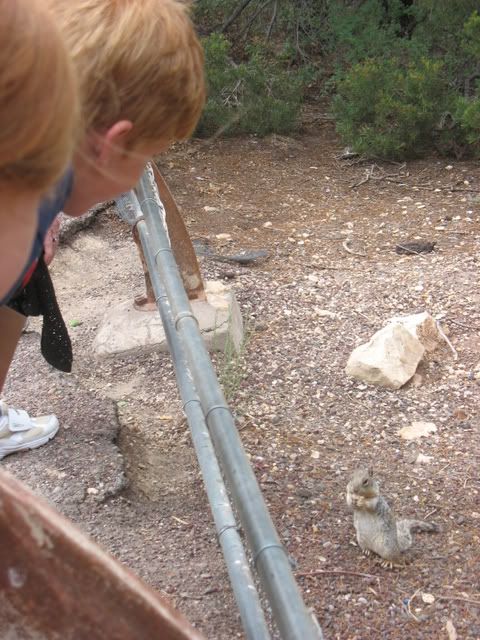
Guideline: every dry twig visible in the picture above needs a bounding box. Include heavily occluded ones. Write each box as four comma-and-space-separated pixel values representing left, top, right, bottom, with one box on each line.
303, 262, 353, 271
424, 507, 439, 520
445, 317, 476, 330
405, 588, 422, 622
436, 320, 458, 360
350, 163, 408, 188
394, 244, 428, 257
437, 595, 480, 606
350, 164, 375, 188
296, 569, 379, 580
411, 184, 480, 193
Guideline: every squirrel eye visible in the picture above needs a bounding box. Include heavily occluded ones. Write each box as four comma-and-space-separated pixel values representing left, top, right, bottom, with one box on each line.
362, 478, 369, 486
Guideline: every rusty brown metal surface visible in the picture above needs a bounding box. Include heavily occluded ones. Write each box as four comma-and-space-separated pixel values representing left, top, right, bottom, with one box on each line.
152, 164, 206, 301
0, 470, 205, 640
132, 225, 157, 311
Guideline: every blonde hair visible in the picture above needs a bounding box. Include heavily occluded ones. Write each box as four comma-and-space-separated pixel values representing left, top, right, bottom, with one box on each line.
48, 0, 205, 147
0, 0, 78, 192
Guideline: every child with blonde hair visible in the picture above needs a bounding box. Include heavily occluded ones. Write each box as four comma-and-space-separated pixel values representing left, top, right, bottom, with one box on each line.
0, 0, 205, 459
0, 0, 79, 457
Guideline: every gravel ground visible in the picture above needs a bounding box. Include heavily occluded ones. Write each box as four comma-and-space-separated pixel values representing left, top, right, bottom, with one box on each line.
3, 125, 480, 639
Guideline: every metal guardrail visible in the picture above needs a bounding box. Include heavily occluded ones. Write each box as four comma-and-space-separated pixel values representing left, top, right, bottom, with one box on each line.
115, 164, 323, 640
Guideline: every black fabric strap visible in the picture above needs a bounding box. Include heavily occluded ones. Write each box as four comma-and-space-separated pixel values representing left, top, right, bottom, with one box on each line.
8, 256, 72, 372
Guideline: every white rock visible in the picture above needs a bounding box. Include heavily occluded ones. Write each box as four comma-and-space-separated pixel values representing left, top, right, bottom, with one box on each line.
399, 421, 437, 440
411, 373, 424, 387
345, 324, 425, 389
446, 620, 457, 640
421, 592, 435, 604
314, 308, 337, 319
414, 453, 433, 465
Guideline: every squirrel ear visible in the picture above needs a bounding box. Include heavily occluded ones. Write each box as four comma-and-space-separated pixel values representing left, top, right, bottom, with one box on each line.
368, 467, 374, 477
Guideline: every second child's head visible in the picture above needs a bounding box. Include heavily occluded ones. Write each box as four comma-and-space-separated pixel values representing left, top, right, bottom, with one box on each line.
47, 0, 206, 215
0, 0, 77, 299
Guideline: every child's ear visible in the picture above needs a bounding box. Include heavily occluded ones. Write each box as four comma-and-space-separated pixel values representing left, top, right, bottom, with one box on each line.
97, 120, 133, 164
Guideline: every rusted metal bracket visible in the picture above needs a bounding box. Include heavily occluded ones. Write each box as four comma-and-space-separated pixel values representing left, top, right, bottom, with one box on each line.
0, 469, 205, 640
133, 164, 206, 310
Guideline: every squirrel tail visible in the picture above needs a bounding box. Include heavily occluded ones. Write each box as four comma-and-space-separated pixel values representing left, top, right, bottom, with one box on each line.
405, 520, 439, 534
396, 519, 439, 552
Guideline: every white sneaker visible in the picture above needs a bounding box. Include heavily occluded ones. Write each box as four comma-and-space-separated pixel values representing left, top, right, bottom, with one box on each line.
0, 401, 59, 460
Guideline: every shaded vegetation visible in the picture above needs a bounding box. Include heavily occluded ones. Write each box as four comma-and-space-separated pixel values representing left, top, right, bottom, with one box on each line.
194, 0, 480, 159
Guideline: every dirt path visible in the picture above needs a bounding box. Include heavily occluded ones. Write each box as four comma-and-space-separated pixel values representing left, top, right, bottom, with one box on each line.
4, 126, 480, 639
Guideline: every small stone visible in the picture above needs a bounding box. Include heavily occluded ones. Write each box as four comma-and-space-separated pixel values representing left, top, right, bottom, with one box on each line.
411, 373, 423, 387
311, 450, 320, 459
415, 453, 433, 465
87, 487, 99, 495
314, 308, 337, 319
263, 221, 273, 228
446, 619, 457, 640
296, 487, 313, 499
452, 408, 468, 420
404, 449, 419, 464
399, 421, 437, 441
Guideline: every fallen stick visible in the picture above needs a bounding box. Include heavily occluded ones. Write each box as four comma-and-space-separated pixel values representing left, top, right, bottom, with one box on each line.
296, 569, 379, 580
436, 320, 458, 360
437, 595, 480, 606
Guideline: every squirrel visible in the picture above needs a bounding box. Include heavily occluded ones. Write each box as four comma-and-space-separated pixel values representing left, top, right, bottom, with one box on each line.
346, 468, 439, 568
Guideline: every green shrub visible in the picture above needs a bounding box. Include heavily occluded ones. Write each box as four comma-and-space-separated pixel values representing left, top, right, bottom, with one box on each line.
445, 93, 480, 156
196, 34, 308, 137
459, 99, 480, 145
462, 10, 480, 58
333, 57, 450, 159
328, 0, 426, 70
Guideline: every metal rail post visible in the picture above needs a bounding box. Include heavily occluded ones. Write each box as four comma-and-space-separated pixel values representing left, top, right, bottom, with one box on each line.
116, 194, 271, 640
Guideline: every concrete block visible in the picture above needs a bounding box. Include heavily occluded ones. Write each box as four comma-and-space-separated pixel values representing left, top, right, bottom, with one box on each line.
93, 280, 243, 358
